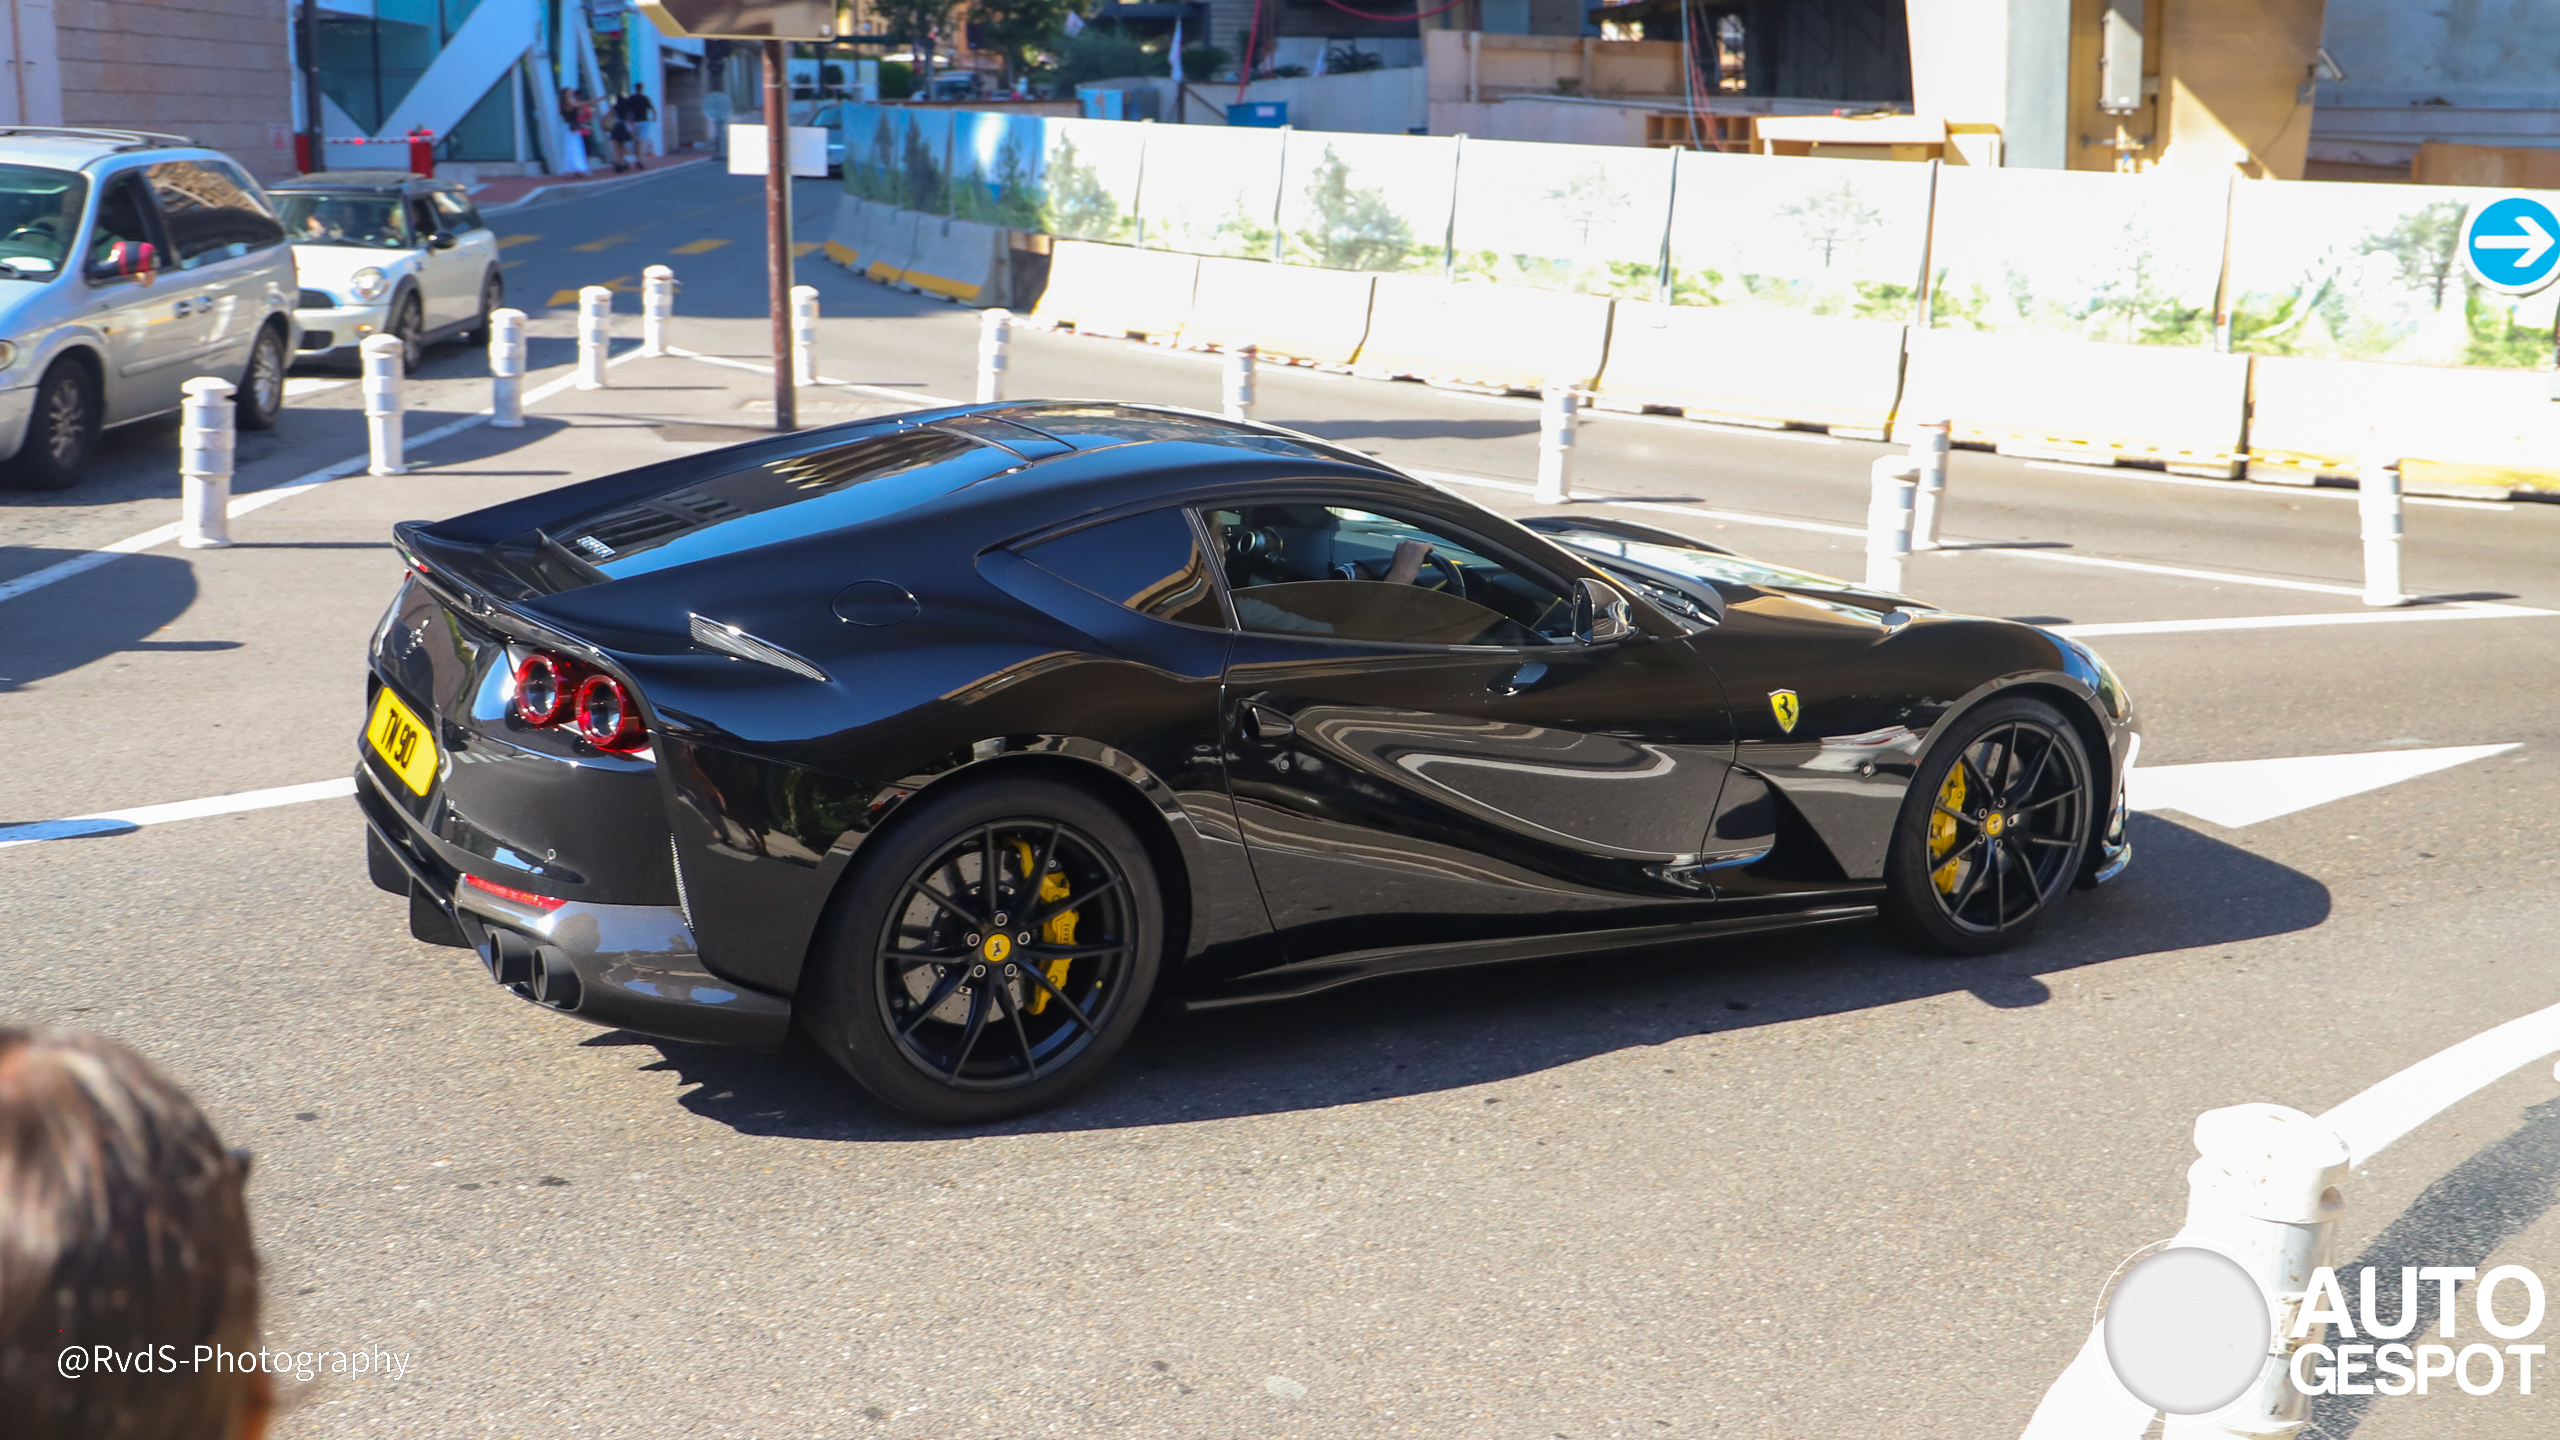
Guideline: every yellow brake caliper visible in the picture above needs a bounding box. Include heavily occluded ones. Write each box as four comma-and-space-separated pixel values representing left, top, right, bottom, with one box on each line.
1930, 762, 1968, 894
1011, 840, 1076, 1014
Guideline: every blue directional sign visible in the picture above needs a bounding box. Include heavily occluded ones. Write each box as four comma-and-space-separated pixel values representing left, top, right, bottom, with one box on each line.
2460, 195, 2560, 295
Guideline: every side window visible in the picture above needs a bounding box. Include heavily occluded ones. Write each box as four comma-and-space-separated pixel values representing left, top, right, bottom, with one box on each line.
143, 160, 284, 265
87, 175, 164, 280
1022, 508, 1226, 629
1209, 504, 1574, 647
408, 197, 441, 240
429, 190, 483, 234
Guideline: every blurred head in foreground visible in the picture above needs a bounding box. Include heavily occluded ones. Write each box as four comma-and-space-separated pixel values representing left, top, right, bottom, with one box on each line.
0, 1030, 268, 1440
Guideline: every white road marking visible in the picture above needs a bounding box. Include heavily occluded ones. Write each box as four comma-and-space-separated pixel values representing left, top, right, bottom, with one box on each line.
0, 348, 649, 608
2055, 603, 2558, 636
2022, 459, 2514, 510
2023, 985, 2560, 1438
662, 345, 962, 408
0, 777, 357, 850
2129, 742, 2520, 828
1410, 468, 1868, 538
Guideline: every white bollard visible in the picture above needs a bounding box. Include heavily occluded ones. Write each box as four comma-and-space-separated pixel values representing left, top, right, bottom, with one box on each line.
360, 334, 407, 475
488, 307, 527, 428
2166, 1105, 2350, 1438
1536, 377, 1578, 505
1865, 455, 1918, 593
790, 285, 819, 387
2358, 455, 2405, 607
575, 285, 611, 390
1223, 343, 1257, 421
977, 307, 1011, 403
641, 265, 675, 357
1908, 417, 1951, 551
177, 376, 236, 549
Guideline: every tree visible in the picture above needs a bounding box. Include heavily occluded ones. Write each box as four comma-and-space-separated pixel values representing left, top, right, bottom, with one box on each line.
971, 0, 1072, 87
871, 0, 959, 81
1290, 147, 1415, 272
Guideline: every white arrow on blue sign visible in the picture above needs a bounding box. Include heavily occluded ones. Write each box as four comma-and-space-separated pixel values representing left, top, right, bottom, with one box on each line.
2460, 194, 2560, 295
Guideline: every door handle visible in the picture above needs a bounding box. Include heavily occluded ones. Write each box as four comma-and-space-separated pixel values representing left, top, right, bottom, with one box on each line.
1241, 702, 1295, 740
171, 298, 191, 316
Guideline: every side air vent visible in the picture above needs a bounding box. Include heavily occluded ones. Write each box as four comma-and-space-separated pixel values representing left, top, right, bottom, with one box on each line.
688, 614, 828, 682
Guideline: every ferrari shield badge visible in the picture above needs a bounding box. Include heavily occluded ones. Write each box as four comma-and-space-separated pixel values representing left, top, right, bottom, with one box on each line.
1769, 689, 1801, 734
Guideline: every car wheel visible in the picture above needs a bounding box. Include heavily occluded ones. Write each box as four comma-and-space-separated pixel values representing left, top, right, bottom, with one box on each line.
3, 359, 99, 491
235, 323, 287, 431
390, 292, 424, 370
802, 776, 1163, 1123
462, 272, 502, 345
1882, 697, 2092, 955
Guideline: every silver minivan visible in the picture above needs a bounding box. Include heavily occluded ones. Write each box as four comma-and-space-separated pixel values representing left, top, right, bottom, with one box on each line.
0, 128, 297, 490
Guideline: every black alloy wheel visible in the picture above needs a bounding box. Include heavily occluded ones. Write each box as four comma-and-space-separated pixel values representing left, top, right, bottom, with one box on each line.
1882, 697, 2092, 955
804, 777, 1162, 1122
390, 293, 424, 371
236, 323, 287, 431
4, 359, 98, 490
463, 273, 502, 345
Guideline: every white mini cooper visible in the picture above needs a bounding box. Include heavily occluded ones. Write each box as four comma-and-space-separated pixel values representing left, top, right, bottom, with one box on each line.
272, 171, 501, 369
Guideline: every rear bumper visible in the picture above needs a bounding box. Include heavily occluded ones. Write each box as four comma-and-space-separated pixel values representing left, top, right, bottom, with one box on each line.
357, 767, 791, 1048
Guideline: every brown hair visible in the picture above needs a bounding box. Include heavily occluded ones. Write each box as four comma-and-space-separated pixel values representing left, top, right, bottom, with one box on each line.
0, 1030, 263, 1440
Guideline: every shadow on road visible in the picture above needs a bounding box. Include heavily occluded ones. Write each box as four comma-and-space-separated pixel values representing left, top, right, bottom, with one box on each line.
598, 811, 2331, 1141
0, 550, 195, 691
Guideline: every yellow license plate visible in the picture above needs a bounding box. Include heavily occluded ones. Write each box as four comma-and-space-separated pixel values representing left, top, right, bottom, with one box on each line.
366, 687, 438, 796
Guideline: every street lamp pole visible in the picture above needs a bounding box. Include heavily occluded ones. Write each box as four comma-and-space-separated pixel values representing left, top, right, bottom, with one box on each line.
763, 37, 795, 431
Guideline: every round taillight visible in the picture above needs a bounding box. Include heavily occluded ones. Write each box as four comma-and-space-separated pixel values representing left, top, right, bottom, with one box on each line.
574, 673, 643, 751
513, 653, 571, 726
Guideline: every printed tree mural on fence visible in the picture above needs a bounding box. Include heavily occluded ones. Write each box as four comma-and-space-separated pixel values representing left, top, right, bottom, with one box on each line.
951, 131, 1046, 230
1287, 147, 1421, 272
1042, 136, 1136, 243
850, 112, 902, 205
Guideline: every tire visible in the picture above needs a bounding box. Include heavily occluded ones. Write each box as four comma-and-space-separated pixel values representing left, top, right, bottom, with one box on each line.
1881, 696, 2093, 956
236, 322, 287, 431
4, 359, 99, 491
389, 292, 424, 371
802, 776, 1164, 1123
461, 272, 503, 345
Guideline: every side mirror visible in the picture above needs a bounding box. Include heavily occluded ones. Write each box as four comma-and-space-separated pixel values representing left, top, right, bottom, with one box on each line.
1574, 577, 1636, 646
427, 232, 458, 251
93, 239, 154, 284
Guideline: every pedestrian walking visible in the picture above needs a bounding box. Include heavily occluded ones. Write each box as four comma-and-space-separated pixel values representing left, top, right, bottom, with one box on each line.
607, 98, 637, 172
620, 83, 660, 163
558, 86, 591, 173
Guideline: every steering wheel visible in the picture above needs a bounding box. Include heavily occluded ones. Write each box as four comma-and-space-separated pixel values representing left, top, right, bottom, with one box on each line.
1418, 550, 1466, 595
3, 221, 54, 244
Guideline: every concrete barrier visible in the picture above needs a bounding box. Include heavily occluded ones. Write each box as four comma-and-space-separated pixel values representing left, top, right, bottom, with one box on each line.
2248, 355, 2560, 495
1897, 328, 2249, 476
902, 215, 1011, 308
1596, 303, 1908, 438
820, 193, 873, 273
1029, 240, 1200, 340
1178, 258, 1376, 366
1353, 274, 1613, 390
861, 205, 920, 288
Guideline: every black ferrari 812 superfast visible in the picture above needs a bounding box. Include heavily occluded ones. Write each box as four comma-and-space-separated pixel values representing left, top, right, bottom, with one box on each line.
359, 402, 2137, 1120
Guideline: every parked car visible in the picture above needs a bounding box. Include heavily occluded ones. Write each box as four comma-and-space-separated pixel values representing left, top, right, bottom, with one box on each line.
800, 104, 849, 175
271, 171, 502, 371
0, 128, 295, 490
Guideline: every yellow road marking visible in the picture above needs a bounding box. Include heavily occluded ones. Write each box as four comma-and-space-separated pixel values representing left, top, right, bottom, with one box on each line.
570, 234, 628, 252
671, 237, 729, 255
544, 276, 638, 306
496, 234, 540, 249
792, 240, 820, 258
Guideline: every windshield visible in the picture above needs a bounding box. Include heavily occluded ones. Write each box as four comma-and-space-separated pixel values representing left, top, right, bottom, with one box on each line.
276, 193, 407, 249
0, 165, 86, 277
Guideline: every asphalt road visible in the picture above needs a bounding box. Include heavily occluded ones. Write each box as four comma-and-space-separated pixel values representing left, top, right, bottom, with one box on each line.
7, 164, 2560, 1439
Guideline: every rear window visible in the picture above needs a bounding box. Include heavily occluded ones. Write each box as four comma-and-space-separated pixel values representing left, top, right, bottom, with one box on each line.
529, 429, 1020, 580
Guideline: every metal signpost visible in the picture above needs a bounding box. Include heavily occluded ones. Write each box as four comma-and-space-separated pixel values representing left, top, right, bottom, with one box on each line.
636, 0, 839, 432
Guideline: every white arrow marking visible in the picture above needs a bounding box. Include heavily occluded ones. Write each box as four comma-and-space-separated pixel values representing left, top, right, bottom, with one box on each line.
2128, 743, 2519, 828
2477, 214, 2555, 268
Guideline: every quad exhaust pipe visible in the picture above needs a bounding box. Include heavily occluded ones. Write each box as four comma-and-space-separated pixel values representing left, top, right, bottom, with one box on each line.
476, 924, 582, 1009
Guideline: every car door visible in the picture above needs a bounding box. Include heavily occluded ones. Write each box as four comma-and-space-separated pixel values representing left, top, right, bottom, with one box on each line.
1206, 497, 1743, 960
140, 159, 286, 378
408, 193, 471, 328
81, 170, 193, 422
429, 188, 498, 315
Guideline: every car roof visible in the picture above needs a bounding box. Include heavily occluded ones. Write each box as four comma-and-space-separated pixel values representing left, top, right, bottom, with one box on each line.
0, 127, 215, 171
269, 170, 461, 196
